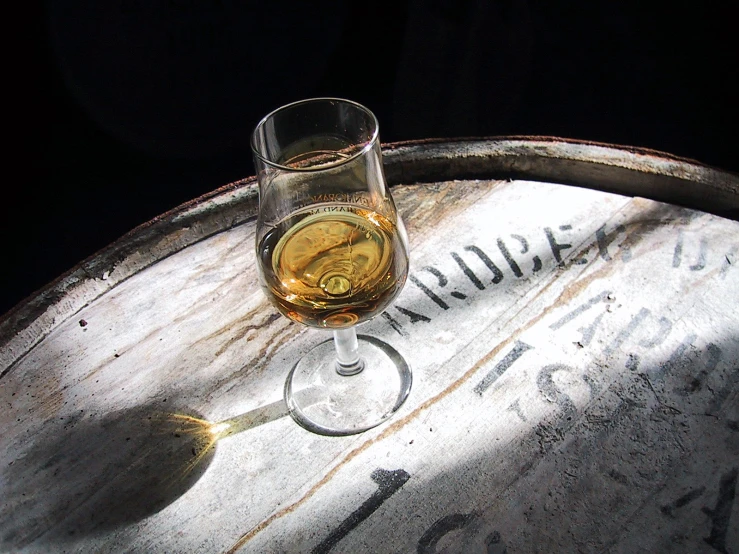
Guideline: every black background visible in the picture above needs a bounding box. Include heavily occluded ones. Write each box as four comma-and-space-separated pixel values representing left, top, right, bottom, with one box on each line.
6, 0, 737, 316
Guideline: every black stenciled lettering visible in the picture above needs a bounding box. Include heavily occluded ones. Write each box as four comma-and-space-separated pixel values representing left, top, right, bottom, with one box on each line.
409, 268, 450, 310
464, 245, 504, 283
511, 234, 542, 272
660, 487, 706, 518
423, 266, 448, 287
451, 252, 485, 290
474, 341, 534, 395
702, 468, 737, 554
312, 468, 410, 554
544, 226, 569, 266
577, 312, 605, 347
584, 370, 604, 400
537, 363, 599, 423
638, 316, 672, 348
683, 342, 721, 395
595, 223, 628, 262
673, 230, 684, 268
648, 333, 698, 383
425, 265, 463, 302
604, 308, 650, 357
510, 234, 527, 253
545, 225, 586, 266
507, 398, 528, 421
706, 351, 739, 415
690, 237, 708, 271
720, 248, 736, 278
549, 291, 612, 330
496, 238, 523, 277
417, 512, 477, 554
673, 231, 708, 271
535, 364, 578, 450
395, 306, 431, 323
381, 312, 406, 336
486, 531, 507, 554
595, 224, 613, 262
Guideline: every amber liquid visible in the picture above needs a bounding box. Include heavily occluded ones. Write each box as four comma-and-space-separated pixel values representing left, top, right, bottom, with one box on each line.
258, 206, 409, 328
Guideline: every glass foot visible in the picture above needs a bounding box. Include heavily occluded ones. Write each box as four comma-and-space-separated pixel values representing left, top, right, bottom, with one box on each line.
284, 335, 412, 436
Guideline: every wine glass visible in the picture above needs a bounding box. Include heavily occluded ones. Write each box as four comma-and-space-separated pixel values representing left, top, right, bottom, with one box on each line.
251, 98, 412, 436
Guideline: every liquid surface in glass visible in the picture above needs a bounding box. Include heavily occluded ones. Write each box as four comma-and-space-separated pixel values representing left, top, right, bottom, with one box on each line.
258, 205, 408, 328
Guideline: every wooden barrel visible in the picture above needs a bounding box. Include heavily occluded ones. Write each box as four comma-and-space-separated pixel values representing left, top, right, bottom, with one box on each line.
2, 138, 738, 553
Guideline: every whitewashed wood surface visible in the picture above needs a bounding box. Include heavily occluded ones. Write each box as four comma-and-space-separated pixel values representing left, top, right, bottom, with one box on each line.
1, 178, 738, 553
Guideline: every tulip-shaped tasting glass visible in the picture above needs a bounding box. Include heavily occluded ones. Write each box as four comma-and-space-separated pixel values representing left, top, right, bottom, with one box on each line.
252, 98, 412, 436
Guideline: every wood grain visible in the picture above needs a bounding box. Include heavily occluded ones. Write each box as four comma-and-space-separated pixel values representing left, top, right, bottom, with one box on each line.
1, 140, 738, 553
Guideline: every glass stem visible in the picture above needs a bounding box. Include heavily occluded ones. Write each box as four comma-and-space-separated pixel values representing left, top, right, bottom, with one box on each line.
333, 327, 365, 376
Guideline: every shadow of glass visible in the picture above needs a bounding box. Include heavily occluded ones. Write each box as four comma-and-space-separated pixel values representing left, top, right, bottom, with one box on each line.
2, 400, 216, 547
1, 397, 289, 550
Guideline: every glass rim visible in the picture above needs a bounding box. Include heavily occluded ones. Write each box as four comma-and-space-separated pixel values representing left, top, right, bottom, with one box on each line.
250, 97, 380, 172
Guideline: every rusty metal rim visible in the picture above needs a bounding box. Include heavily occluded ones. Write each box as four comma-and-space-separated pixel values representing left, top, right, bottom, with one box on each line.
2, 136, 738, 373
382, 137, 738, 220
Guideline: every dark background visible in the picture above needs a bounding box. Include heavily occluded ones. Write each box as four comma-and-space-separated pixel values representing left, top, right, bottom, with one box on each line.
6, 0, 737, 317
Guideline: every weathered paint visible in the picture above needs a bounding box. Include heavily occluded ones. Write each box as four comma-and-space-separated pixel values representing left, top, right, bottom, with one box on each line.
1, 139, 738, 553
